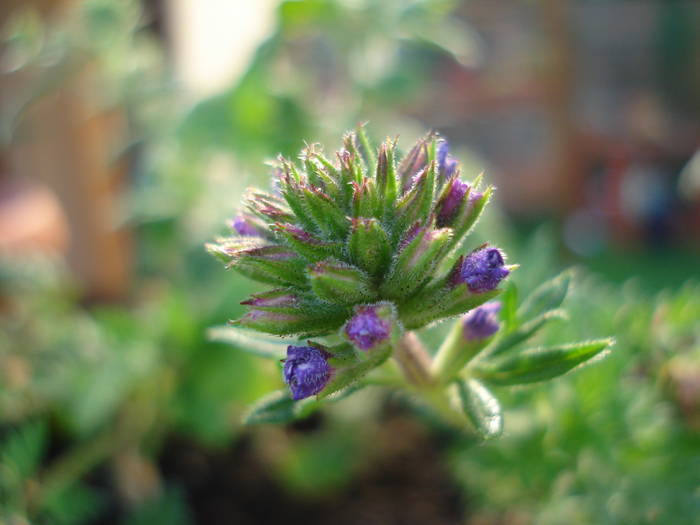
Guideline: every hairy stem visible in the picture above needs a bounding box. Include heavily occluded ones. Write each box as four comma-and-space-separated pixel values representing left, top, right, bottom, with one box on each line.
394, 331, 434, 388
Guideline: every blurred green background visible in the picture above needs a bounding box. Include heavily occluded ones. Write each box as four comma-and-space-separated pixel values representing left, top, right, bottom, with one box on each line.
0, 1, 699, 523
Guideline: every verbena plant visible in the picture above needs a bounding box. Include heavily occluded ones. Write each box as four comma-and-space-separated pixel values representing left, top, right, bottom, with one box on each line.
207, 127, 614, 439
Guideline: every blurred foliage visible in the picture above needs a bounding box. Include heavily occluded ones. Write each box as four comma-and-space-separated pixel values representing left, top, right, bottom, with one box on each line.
0, 0, 699, 523
444, 231, 700, 524
181, 0, 478, 162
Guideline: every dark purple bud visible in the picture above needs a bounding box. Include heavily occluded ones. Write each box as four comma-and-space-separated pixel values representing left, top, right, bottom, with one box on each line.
437, 141, 458, 179
463, 301, 501, 341
283, 345, 332, 400
345, 306, 391, 350
459, 247, 510, 293
232, 214, 260, 237
437, 178, 469, 226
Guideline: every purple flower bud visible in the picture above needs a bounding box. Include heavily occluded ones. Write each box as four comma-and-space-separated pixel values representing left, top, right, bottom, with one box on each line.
240, 289, 298, 309
437, 141, 458, 179
463, 301, 501, 341
345, 306, 391, 350
437, 178, 469, 226
459, 247, 510, 293
232, 215, 261, 237
283, 345, 332, 400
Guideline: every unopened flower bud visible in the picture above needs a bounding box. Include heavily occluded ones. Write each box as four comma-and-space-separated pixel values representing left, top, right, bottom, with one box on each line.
463, 302, 501, 341
232, 214, 260, 236
459, 247, 510, 293
437, 140, 458, 179
345, 305, 391, 350
308, 259, 375, 305
436, 178, 469, 227
283, 345, 332, 400
240, 288, 298, 311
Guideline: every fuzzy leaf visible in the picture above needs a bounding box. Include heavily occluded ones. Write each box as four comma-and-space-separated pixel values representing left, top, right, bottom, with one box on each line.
518, 269, 573, 320
207, 325, 288, 359
473, 338, 614, 385
487, 309, 568, 357
244, 390, 319, 425
455, 379, 503, 439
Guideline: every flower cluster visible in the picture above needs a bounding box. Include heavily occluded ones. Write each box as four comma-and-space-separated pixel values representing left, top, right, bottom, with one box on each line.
208, 129, 510, 395
209, 127, 613, 437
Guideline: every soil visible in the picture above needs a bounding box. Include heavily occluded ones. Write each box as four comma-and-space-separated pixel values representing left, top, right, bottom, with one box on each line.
158, 405, 467, 525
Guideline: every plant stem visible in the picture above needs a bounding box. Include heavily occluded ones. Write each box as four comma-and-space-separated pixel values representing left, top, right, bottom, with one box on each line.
393, 331, 434, 388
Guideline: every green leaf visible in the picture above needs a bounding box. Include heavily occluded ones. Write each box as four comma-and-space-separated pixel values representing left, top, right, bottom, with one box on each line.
455, 379, 503, 439
518, 269, 573, 320
243, 390, 319, 425
473, 338, 614, 386
487, 309, 568, 357
206, 325, 288, 359
500, 282, 519, 331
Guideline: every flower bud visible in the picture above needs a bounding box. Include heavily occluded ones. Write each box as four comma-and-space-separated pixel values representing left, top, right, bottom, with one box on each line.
458, 247, 510, 293
308, 259, 375, 305
395, 161, 437, 231
436, 178, 469, 227
244, 189, 295, 223
437, 140, 458, 179
398, 135, 430, 191
463, 302, 502, 341
430, 301, 503, 382
351, 177, 379, 218
226, 245, 309, 287
347, 217, 392, 278
381, 225, 452, 299
240, 288, 299, 312
232, 214, 261, 237
344, 305, 392, 350
300, 185, 350, 238
234, 303, 347, 337
375, 139, 399, 213
273, 223, 343, 260
283, 345, 332, 400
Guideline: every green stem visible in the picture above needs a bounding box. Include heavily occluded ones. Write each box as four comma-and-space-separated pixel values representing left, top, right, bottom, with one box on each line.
432, 320, 491, 384
393, 332, 479, 435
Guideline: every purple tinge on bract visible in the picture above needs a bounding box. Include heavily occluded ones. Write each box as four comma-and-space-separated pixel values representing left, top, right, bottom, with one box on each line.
232, 214, 259, 237
437, 141, 458, 179
283, 345, 331, 400
463, 301, 501, 341
345, 306, 391, 350
459, 247, 510, 293
437, 179, 469, 226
